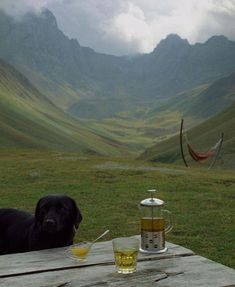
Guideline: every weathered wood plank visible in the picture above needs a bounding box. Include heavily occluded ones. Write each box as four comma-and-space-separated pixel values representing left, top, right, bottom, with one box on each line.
0, 255, 234, 287
0, 241, 193, 278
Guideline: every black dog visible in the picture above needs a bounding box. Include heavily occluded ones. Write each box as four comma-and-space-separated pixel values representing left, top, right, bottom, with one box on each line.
0, 195, 82, 255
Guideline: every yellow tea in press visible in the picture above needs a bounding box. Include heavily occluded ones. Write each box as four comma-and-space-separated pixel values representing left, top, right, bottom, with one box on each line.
141, 217, 165, 252
141, 217, 165, 231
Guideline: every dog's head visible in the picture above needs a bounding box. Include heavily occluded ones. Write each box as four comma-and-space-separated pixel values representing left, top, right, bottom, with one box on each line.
35, 195, 82, 234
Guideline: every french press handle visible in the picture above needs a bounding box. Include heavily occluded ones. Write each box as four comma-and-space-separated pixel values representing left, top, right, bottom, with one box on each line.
161, 209, 173, 234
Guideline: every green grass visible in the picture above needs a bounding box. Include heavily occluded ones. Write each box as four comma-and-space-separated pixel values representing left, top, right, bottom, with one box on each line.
0, 149, 234, 269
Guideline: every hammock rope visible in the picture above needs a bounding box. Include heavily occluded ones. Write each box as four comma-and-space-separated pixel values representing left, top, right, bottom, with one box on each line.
179, 119, 224, 168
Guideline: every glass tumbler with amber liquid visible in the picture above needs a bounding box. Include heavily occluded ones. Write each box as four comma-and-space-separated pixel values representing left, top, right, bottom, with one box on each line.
139, 189, 173, 254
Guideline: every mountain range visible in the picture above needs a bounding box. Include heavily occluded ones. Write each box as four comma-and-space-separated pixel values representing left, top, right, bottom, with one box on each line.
1, 9, 235, 120
0, 8, 235, 167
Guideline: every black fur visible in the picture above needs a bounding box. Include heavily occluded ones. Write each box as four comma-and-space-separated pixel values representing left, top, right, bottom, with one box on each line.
0, 195, 82, 255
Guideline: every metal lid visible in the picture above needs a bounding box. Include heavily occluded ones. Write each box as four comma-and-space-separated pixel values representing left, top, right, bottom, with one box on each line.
140, 189, 164, 207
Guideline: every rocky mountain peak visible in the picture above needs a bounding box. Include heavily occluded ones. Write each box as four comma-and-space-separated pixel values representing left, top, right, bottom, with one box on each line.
19, 8, 58, 27
40, 8, 58, 28
205, 35, 229, 45
153, 34, 190, 54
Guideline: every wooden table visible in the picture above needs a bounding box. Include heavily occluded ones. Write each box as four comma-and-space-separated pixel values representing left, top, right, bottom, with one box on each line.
0, 239, 235, 287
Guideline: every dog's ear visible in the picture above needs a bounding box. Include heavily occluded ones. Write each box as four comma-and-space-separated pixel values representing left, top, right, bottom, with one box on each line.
34, 198, 44, 227
71, 199, 82, 229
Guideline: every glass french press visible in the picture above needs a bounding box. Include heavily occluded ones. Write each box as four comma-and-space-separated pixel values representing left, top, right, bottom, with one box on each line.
140, 189, 173, 254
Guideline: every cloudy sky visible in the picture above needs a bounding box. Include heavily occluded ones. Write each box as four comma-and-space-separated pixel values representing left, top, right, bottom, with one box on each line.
1, 0, 235, 55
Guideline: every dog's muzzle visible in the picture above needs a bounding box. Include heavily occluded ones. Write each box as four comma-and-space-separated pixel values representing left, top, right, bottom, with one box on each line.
43, 218, 57, 233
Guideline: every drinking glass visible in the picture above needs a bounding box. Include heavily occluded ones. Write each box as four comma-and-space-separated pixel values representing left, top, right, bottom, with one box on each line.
112, 237, 139, 274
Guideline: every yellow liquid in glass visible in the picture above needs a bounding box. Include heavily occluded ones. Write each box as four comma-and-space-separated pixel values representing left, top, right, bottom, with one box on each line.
114, 249, 138, 273
141, 217, 165, 231
71, 246, 90, 259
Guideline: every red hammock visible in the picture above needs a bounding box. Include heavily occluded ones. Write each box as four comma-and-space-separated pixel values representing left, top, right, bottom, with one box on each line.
180, 119, 224, 168
187, 144, 215, 163
186, 136, 223, 163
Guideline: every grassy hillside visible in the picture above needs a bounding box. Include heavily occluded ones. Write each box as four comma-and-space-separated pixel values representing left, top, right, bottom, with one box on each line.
148, 71, 235, 124
1, 57, 235, 160
139, 101, 235, 169
0, 59, 129, 156
185, 72, 235, 118
0, 58, 186, 155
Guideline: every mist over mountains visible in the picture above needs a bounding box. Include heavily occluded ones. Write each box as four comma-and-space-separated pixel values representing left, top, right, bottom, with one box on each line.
1, 9, 235, 120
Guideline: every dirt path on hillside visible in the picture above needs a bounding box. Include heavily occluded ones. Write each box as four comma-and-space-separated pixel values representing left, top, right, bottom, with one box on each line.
95, 161, 186, 175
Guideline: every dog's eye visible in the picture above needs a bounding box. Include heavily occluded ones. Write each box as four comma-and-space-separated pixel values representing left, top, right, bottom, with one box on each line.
39, 207, 47, 216
57, 206, 67, 213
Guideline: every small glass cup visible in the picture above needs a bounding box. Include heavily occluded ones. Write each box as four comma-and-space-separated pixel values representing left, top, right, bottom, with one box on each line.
69, 242, 92, 261
112, 237, 139, 274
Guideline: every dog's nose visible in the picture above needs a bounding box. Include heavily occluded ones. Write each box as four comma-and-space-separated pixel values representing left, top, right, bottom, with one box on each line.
43, 218, 57, 233
44, 219, 56, 227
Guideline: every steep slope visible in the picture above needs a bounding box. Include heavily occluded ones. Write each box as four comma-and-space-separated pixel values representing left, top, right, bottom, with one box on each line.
148, 71, 235, 122
0, 59, 129, 155
0, 9, 127, 115
186, 72, 235, 117
139, 101, 235, 169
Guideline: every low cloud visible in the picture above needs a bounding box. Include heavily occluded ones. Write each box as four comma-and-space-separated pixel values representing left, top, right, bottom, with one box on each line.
0, 0, 46, 18
1, 0, 235, 55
